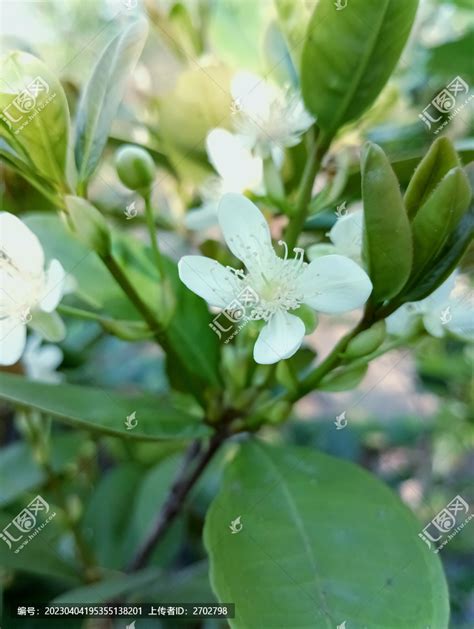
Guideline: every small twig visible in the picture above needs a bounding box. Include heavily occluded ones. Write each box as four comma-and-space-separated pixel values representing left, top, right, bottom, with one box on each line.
127, 431, 226, 572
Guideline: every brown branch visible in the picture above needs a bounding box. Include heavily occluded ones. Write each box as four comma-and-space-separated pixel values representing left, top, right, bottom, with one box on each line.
126, 431, 227, 572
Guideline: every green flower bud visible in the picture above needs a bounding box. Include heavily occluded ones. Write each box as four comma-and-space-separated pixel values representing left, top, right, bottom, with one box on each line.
345, 321, 386, 358
65, 195, 111, 256
114, 145, 155, 191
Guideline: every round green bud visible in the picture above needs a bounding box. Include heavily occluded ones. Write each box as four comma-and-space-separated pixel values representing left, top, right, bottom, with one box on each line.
345, 321, 386, 358
115, 145, 155, 191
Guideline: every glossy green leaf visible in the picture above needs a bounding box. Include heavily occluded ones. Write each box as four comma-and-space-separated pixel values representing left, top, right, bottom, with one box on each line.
318, 363, 368, 391
0, 373, 210, 441
404, 136, 461, 219
404, 200, 474, 302
301, 0, 419, 138
205, 440, 449, 628
0, 51, 71, 187
74, 19, 148, 186
408, 167, 471, 287
362, 142, 413, 301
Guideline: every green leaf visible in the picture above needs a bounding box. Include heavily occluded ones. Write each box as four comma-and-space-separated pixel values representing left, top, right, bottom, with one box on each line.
427, 29, 474, 84
205, 440, 449, 628
362, 142, 413, 301
0, 51, 71, 187
74, 19, 148, 186
408, 167, 471, 287
301, 0, 419, 139
404, 137, 461, 219
404, 202, 474, 302
318, 363, 368, 391
0, 373, 210, 441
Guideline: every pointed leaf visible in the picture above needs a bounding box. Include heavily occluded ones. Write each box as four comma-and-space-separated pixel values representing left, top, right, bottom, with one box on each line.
301, 0, 419, 138
362, 142, 413, 301
74, 19, 148, 185
0, 372, 210, 441
205, 440, 449, 628
404, 137, 461, 219
408, 167, 471, 287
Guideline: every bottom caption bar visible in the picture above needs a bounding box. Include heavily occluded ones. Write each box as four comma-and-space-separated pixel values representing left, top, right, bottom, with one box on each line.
15, 604, 235, 619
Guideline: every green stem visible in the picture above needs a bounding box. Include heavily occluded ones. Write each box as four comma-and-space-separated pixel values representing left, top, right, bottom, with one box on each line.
284, 131, 330, 250
143, 191, 165, 279
100, 252, 163, 336
57, 304, 105, 322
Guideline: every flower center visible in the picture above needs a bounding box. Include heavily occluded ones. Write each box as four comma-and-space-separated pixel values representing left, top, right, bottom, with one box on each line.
243, 241, 307, 321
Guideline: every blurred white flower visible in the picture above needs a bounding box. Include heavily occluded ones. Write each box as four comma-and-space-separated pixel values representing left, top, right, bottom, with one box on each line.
179, 194, 372, 364
0, 212, 66, 366
386, 272, 473, 340
185, 128, 263, 230
22, 334, 63, 383
307, 209, 364, 266
231, 71, 314, 163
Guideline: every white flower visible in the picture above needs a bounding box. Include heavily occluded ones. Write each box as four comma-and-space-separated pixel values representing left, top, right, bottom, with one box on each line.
231, 71, 314, 163
22, 334, 63, 383
185, 128, 263, 230
386, 272, 473, 341
178, 194, 373, 364
0, 212, 66, 366
307, 209, 364, 266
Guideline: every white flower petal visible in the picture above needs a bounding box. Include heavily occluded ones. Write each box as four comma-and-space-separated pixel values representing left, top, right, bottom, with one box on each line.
178, 255, 240, 308
0, 318, 26, 365
385, 305, 417, 336
231, 71, 275, 120
40, 259, 66, 313
253, 310, 305, 364
329, 210, 364, 262
446, 301, 474, 340
217, 193, 273, 267
423, 272, 457, 310
299, 255, 372, 313
206, 129, 263, 192
0, 212, 44, 274
423, 311, 445, 338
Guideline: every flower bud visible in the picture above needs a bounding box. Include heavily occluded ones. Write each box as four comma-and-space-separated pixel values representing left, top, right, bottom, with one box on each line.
115, 145, 155, 191
345, 321, 386, 358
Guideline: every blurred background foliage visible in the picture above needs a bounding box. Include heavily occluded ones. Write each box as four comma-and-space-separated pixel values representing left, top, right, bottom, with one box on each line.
0, 0, 473, 627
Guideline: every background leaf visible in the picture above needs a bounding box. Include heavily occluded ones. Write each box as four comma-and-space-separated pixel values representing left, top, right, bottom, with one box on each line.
205, 440, 449, 628
0, 373, 210, 441
74, 18, 148, 186
301, 0, 419, 139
